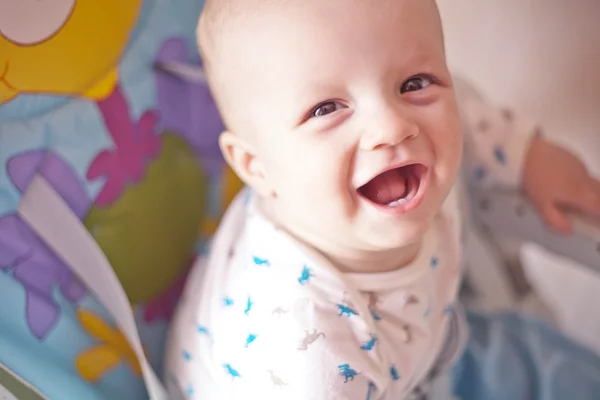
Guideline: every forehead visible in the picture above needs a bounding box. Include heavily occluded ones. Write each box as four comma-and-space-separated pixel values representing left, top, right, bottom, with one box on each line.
213, 0, 445, 124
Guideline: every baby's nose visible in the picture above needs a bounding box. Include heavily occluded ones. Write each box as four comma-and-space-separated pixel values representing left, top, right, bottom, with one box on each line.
0, 0, 75, 45
360, 112, 419, 151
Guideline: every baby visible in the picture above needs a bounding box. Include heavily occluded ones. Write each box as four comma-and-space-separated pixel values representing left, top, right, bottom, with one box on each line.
165, 0, 600, 399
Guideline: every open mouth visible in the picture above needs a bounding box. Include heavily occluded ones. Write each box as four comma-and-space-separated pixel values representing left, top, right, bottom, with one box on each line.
357, 164, 428, 213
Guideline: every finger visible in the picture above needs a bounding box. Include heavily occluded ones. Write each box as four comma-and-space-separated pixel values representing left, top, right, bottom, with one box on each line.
586, 177, 600, 214
567, 177, 600, 217
540, 203, 573, 235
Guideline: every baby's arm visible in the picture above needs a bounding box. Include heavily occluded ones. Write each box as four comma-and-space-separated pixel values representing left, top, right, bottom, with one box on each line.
453, 76, 538, 190
453, 76, 600, 233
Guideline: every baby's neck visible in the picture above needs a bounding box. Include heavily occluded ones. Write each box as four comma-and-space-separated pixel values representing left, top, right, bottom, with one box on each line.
258, 199, 422, 274
318, 242, 422, 274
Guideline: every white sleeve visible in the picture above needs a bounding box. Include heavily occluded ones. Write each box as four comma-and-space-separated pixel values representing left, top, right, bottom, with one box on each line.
453, 76, 540, 190
214, 298, 386, 400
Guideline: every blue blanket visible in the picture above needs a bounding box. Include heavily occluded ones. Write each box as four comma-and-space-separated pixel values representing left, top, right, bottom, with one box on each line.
453, 312, 600, 400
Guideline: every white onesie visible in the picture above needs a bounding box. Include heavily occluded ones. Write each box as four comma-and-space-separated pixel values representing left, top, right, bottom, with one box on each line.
164, 78, 538, 399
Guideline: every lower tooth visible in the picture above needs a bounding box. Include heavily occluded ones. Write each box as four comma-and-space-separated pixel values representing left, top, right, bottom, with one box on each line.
387, 198, 408, 207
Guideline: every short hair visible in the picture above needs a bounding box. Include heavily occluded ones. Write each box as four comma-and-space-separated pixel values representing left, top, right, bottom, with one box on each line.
197, 0, 292, 132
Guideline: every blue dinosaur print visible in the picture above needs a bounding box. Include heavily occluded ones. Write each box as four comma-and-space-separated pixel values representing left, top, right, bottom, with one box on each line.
365, 382, 377, 400
337, 304, 358, 318
444, 304, 453, 315
224, 296, 235, 307
185, 384, 194, 397
390, 365, 400, 381
245, 296, 254, 315
197, 325, 210, 336
196, 324, 215, 345
183, 350, 192, 361
245, 333, 258, 348
370, 310, 382, 321
298, 265, 314, 285
338, 364, 359, 383
474, 165, 487, 181
224, 364, 241, 379
494, 146, 506, 165
430, 256, 439, 268
253, 256, 270, 266
360, 334, 378, 351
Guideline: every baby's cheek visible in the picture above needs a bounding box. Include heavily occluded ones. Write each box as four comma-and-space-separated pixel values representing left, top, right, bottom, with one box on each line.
432, 146, 462, 205
436, 124, 463, 168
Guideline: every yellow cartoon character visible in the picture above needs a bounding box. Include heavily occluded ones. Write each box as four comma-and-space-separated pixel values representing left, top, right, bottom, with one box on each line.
0, 0, 140, 102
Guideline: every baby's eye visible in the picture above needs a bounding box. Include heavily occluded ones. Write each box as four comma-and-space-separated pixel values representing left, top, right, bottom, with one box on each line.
311, 101, 344, 118
400, 75, 433, 93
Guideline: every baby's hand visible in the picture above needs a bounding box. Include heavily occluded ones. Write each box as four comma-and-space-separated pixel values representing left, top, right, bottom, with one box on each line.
523, 135, 600, 234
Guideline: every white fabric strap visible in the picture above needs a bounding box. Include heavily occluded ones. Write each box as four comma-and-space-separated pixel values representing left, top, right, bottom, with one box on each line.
17, 175, 168, 400
0, 384, 18, 400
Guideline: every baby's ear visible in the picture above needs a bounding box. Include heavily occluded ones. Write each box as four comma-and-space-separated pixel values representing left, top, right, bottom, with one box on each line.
219, 131, 273, 197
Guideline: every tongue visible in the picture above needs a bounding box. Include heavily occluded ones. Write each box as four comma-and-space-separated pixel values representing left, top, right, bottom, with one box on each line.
360, 169, 407, 205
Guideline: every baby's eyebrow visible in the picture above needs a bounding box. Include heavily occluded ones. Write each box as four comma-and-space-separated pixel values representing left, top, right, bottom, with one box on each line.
293, 81, 343, 108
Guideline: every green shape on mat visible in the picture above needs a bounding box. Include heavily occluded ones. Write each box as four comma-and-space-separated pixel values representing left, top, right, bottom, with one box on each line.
0, 364, 46, 400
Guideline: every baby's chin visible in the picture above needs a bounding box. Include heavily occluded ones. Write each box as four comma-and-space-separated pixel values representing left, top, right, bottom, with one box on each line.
358, 216, 434, 251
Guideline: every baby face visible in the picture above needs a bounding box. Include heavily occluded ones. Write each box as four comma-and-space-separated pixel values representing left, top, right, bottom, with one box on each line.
217, 0, 463, 253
